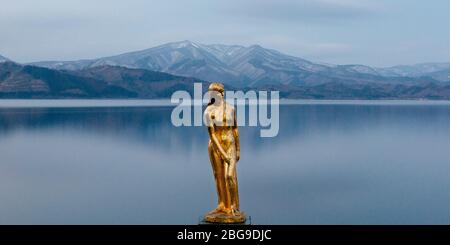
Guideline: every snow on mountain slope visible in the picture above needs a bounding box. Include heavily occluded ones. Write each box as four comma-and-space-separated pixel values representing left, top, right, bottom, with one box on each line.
29, 41, 448, 86
0, 55, 10, 63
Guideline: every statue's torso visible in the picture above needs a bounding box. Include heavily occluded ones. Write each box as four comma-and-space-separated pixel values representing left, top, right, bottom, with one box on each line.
206, 103, 236, 151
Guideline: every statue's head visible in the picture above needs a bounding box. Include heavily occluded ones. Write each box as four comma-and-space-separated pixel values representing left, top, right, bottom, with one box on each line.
208, 82, 225, 95
208, 82, 225, 105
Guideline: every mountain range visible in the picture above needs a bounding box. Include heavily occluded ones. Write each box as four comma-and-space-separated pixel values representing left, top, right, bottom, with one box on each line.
1, 40, 450, 99
30, 40, 450, 87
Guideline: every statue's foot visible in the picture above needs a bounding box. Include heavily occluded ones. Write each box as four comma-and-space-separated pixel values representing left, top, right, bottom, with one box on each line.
222, 208, 233, 215
207, 204, 227, 215
207, 209, 220, 215
230, 205, 240, 216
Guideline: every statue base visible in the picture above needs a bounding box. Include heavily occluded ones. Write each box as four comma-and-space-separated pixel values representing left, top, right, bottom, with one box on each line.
202, 212, 247, 224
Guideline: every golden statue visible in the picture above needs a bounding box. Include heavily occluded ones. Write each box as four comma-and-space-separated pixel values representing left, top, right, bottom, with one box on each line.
203, 82, 246, 224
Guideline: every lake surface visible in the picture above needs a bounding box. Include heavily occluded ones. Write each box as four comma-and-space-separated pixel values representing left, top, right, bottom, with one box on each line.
1, 100, 450, 224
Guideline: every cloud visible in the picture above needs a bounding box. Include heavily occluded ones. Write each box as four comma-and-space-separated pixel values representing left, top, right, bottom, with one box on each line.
275, 41, 352, 62
0, 0, 447, 66
225, 0, 378, 22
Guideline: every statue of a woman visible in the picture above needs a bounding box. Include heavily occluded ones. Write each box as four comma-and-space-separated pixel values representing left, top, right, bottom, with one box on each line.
203, 82, 246, 223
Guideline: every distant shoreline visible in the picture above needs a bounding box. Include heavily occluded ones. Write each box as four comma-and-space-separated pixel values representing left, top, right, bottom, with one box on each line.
1, 99, 450, 108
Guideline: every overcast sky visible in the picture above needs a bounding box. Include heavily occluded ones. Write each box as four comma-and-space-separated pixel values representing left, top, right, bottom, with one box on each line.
0, 0, 449, 66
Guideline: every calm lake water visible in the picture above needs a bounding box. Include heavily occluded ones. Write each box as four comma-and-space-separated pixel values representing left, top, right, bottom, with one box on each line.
1, 100, 450, 224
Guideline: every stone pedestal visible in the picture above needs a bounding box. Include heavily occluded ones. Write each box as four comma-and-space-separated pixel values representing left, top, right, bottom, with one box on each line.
201, 212, 248, 224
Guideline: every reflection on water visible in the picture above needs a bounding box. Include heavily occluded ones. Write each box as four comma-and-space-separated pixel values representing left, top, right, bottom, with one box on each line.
1, 101, 450, 224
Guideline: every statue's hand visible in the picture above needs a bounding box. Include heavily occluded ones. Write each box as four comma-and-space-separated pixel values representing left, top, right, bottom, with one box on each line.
222, 153, 232, 163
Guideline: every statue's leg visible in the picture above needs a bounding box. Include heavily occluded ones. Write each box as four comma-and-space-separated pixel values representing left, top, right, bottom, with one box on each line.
225, 146, 240, 214
233, 166, 240, 211
208, 142, 227, 212
223, 161, 232, 212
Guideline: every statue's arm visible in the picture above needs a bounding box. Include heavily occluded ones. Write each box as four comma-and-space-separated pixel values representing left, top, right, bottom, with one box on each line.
232, 109, 240, 161
206, 112, 230, 163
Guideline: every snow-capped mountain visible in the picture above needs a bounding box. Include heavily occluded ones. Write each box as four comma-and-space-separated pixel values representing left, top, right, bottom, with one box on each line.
3, 41, 448, 99
30, 41, 333, 86
29, 41, 448, 86
0, 55, 10, 63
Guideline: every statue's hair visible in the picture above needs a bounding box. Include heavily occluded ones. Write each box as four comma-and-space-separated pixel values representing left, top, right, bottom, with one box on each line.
207, 82, 227, 125
208, 82, 225, 93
